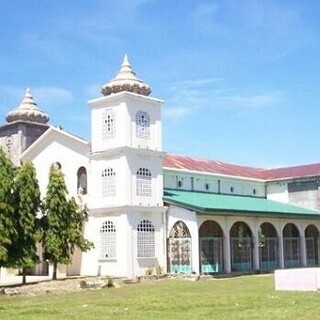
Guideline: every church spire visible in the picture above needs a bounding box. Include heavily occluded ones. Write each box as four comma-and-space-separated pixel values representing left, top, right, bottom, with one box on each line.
101, 55, 151, 96
6, 88, 49, 124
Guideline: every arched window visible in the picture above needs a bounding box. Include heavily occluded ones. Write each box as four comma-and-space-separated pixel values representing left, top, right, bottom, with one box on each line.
101, 168, 116, 197
136, 111, 150, 139
102, 109, 115, 140
136, 167, 151, 196
230, 221, 253, 272
99, 221, 116, 259
77, 166, 87, 195
259, 222, 278, 270
305, 225, 319, 266
52, 162, 62, 169
137, 220, 155, 258
283, 223, 301, 268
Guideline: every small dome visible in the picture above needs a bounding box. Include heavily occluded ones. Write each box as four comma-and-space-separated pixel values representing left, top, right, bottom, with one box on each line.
6, 88, 49, 124
101, 55, 151, 96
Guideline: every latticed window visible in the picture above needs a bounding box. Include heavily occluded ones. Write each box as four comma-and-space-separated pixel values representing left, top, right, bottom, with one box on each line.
99, 221, 116, 259
136, 111, 150, 139
136, 167, 151, 196
137, 220, 155, 258
101, 168, 116, 197
102, 109, 115, 139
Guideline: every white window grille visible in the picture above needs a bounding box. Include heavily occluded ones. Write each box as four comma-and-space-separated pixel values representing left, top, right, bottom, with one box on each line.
136, 111, 150, 139
137, 220, 155, 258
101, 168, 116, 197
136, 167, 151, 196
102, 109, 115, 140
99, 221, 116, 259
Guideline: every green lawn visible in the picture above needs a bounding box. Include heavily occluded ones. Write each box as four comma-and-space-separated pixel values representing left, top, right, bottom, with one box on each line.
0, 274, 319, 319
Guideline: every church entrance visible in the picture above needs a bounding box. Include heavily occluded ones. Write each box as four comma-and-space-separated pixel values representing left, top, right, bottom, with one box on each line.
168, 221, 192, 274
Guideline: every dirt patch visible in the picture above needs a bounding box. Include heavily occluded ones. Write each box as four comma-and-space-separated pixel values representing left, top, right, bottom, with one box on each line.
0, 273, 219, 297
0, 277, 121, 297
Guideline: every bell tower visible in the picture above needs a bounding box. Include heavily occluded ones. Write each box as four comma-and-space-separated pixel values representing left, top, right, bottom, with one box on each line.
0, 88, 50, 166
85, 55, 166, 277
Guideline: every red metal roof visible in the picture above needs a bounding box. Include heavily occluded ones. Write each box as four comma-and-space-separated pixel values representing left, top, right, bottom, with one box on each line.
261, 163, 320, 180
163, 154, 320, 181
163, 154, 265, 179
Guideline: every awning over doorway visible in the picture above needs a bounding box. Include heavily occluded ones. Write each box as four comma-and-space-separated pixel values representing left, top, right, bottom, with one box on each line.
163, 189, 320, 218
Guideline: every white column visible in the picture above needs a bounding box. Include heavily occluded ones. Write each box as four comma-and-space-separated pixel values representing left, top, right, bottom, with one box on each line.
224, 232, 231, 273
252, 233, 260, 271
192, 231, 200, 274
278, 234, 284, 269
300, 235, 307, 267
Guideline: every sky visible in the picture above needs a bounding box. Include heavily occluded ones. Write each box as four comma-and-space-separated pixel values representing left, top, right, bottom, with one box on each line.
1, 0, 320, 168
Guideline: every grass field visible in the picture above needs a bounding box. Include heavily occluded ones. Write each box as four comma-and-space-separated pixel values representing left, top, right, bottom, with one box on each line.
0, 274, 319, 319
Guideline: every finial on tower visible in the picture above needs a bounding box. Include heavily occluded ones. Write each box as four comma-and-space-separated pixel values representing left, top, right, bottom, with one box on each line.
6, 88, 49, 124
101, 55, 151, 96
122, 54, 130, 66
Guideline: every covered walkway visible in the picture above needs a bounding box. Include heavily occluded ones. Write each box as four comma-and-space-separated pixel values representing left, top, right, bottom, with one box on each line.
164, 190, 320, 274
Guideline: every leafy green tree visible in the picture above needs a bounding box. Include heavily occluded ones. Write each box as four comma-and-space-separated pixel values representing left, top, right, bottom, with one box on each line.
0, 149, 15, 270
9, 161, 41, 284
41, 164, 93, 280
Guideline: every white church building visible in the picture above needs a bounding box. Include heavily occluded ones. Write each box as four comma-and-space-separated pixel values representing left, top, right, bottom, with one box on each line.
1, 56, 320, 278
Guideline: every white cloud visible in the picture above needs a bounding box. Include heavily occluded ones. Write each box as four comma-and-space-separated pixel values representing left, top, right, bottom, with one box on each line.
20, 33, 72, 64
192, 0, 308, 62
193, 2, 220, 32
32, 87, 74, 105
169, 78, 223, 88
54, 0, 157, 42
0, 85, 73, 104
216, 92, 285, 109
163, 106, 192, 119
163, 77, 285, 124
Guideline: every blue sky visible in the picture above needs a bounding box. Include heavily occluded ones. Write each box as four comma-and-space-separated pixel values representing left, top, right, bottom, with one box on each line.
1, 0, 320, 168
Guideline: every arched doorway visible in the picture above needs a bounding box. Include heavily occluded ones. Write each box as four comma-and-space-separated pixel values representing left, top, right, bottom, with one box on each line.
168, 221, 192, 274
305, 225, 319, 266
283, 223, 301, 268
258, 222, 278, 270
199, 221, 224, 273
77, 166, 87, 195
230, 222, 253, 271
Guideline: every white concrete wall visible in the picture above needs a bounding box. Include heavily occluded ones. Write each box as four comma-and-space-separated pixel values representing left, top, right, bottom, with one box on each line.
25, 133, 89, 199
266, 181, 289, 203
81, 207, 166, 277
81, 212, 130, 277
88, 155, 128, 209
127, 208, 166, 277
89, 92, 162, 153
163, 170, 265, 197
127, 153, 163, 207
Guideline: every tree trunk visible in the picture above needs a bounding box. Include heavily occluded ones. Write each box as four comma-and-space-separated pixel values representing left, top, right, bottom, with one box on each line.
22, 267, 27, 285
52, 261, 57, 280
